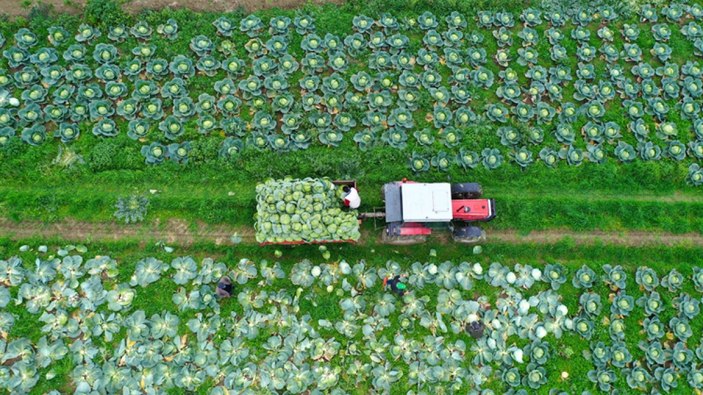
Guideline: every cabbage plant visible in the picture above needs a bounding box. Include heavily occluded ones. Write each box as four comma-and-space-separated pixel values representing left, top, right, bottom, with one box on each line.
573, 265, 596, 289
655, 366, 679, 392
409, 153, 430, 173
105, 284, 135, 311
130, 257, 167, 287
611, 293, 634, 316
431, 151, 452, 172
636, 267, 659, 291
638, 291, 664, 316
114, 195, 149, 224
481, 148, 503, 170
170, 256, 198, 285
661, 269, 684, 292
156, 18, 178, 40
141, 142, 166, 164
579, 292, 602, 317
523, 363, 547, 389
643, 316, 666, 340
671, 317, 693, 341
692, 266, 703, 292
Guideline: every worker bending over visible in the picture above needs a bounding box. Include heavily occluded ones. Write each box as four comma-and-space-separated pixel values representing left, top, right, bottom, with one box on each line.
383, 274, 408, 297
342, 185, 361, 209
216, 276, 233, 298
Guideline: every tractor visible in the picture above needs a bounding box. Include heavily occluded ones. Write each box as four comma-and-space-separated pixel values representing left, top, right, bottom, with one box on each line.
369, 179, 496, 244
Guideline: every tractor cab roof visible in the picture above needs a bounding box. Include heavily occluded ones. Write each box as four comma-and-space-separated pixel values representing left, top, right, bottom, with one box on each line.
383, 182, 453, 223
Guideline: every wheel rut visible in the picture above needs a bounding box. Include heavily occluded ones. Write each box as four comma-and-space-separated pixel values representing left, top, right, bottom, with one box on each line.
1, 218, 702, 247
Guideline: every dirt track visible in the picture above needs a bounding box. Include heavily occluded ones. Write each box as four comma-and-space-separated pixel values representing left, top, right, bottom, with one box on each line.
0, 0, 342, 17
0, 218, 253, 245
488, 229, 703, 247
2, 218, 702, 247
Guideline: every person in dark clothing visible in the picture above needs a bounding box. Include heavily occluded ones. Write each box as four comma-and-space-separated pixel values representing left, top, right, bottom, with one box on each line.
383, 274, 408, 296
216, 276, 233, 298
466, 320, 485, 339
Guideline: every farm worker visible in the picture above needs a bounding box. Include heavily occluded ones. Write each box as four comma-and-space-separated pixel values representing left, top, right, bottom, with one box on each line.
466, 320, 485, 339
383, 274, 408, 297
342, 185, 361, 209
215, 276, 233, 298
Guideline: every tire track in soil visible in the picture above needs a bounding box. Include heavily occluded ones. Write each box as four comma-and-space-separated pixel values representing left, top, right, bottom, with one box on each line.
488, 229, 703, 247
0, 218, 256, 246
0, 0, 343, 17
2, 218, 703, 247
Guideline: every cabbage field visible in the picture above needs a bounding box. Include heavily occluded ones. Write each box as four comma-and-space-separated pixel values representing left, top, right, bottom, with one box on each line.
0, 0, 702, 182
2, 0, 703, 393
1, 245, 703, 394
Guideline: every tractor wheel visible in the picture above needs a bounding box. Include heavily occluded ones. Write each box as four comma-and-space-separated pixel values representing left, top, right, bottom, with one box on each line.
451, 182, 482, 199
381, 228, 427, 245
452, 225, 486, 244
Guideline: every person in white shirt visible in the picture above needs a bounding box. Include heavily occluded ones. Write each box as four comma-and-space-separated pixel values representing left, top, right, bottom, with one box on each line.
342, 186, 361, 209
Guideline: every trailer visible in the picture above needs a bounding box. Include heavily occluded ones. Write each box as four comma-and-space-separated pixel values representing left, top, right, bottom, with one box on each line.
254, 178, 361, 245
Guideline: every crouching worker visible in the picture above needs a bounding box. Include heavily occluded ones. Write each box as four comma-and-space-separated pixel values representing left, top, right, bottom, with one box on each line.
466, 320, 485, 339
216, 276, 233, 299
383, 274, 408, 297
342, 185, 361, 209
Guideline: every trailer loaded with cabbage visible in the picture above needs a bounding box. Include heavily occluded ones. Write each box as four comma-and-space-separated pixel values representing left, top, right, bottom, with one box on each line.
255, 177, 495, 245
255, 177, 361, 244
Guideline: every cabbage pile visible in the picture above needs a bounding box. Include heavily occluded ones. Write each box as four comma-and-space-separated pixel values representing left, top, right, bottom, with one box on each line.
255, 177, 360, 243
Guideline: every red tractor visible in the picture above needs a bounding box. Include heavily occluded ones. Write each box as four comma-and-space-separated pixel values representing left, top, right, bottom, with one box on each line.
378, 180, 495, 244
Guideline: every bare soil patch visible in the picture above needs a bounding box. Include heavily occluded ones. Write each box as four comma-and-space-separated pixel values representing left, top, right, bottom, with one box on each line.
0, 217, 255, 246
0, 0, 84, 17
121, 0, 342, 14
489, 229, 703, 247
0, 0, 342, 18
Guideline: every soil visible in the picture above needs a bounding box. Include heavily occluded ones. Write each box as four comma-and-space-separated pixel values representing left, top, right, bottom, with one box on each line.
2, 218, 702, 247
488, 229, 703, 247
0, 0, 342, 18
121, 0, 342, 14
0, 0, 83, 17
0, 217, 255, 246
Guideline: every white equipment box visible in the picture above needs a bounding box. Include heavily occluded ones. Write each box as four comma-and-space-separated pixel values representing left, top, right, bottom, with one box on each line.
400, 183, 453, 222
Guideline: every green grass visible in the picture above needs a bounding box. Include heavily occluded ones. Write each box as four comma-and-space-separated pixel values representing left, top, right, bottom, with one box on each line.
2, 163, 702, 234
2, 236, 702, 276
